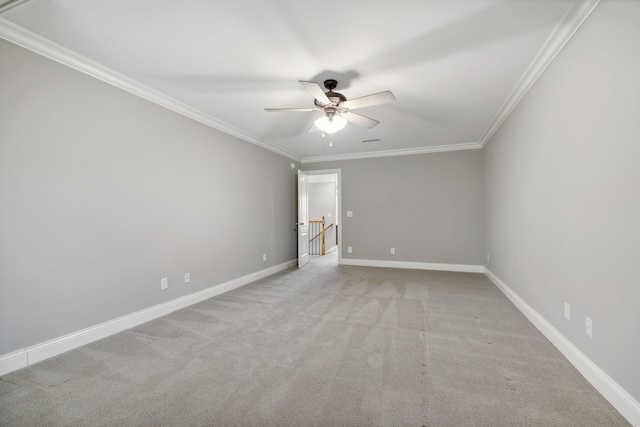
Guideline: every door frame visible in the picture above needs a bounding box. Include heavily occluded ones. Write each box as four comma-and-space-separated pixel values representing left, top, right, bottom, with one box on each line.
301, 168, 342, 265
297, 170, 310, 269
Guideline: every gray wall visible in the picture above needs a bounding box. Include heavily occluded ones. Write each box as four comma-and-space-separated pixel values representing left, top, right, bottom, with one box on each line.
308, 181, 336, 249
0, 39, 298, 355
483, 0, 640, 401
304, 150, 484, 265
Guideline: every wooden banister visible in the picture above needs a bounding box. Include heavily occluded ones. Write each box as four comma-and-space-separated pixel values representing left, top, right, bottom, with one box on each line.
308, 216, 334, 256
309, 223, 334, 244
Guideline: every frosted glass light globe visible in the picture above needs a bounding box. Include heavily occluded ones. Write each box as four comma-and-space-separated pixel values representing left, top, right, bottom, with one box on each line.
315, 115, 347, 134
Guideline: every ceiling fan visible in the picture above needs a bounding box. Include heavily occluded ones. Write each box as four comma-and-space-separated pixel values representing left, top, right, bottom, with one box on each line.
265, 79, 395, 134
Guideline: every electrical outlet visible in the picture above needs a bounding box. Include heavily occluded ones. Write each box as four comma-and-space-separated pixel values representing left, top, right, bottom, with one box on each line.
347, 246, 352, 253
390, 248, 395, 255
586, 317, 593, 337
487, 253, 491, 262
184, 273, 190, 284
564, 303, 570, 321
346, 211, 353, 217
161, 278, 168, 290
263, 254, 267, 262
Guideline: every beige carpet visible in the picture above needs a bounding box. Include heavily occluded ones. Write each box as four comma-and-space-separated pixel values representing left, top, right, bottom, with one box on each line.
0, 252, 629, 426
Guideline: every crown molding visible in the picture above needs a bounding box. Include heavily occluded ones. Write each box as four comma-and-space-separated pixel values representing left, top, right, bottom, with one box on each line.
303, 0, 601, 165
478, 0, 601, 147
0, 18, 302, 163
0, 0, 30, 14
1, 0, 600, 163
301, 141, 482, 164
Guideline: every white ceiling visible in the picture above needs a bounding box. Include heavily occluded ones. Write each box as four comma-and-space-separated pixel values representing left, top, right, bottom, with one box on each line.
1, 0, 587, 162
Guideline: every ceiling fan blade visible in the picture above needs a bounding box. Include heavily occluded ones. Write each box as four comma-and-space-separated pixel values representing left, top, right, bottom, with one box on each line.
264, 108, 318, 112
343, 111, 379, 129
299, 81, 331, 105
341, 90, 395, 110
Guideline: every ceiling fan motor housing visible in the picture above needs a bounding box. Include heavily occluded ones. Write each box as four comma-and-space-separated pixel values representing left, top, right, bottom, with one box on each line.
315, 95, 345, 108
323, 106, 338, 118
314, 79, 347, 107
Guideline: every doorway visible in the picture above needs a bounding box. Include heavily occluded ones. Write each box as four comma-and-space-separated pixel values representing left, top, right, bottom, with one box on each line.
302, 169, 341, 266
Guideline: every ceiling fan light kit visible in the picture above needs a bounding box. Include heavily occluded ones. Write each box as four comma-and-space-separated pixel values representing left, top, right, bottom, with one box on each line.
314, 114, 347, 134
265, 79, 395, 137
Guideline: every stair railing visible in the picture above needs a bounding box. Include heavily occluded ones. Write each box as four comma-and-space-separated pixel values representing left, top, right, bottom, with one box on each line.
309, 216, 334, 256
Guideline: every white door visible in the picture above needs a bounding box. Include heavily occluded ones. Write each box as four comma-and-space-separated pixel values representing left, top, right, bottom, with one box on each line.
297, 170, 309, 268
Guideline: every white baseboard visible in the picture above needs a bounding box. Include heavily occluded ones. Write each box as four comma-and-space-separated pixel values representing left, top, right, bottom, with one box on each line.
0, 260, 295, 376
340, 258, 484, 273
484, 268, 640, 427
0, 350, 28, 376
4, 261, 637, 426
